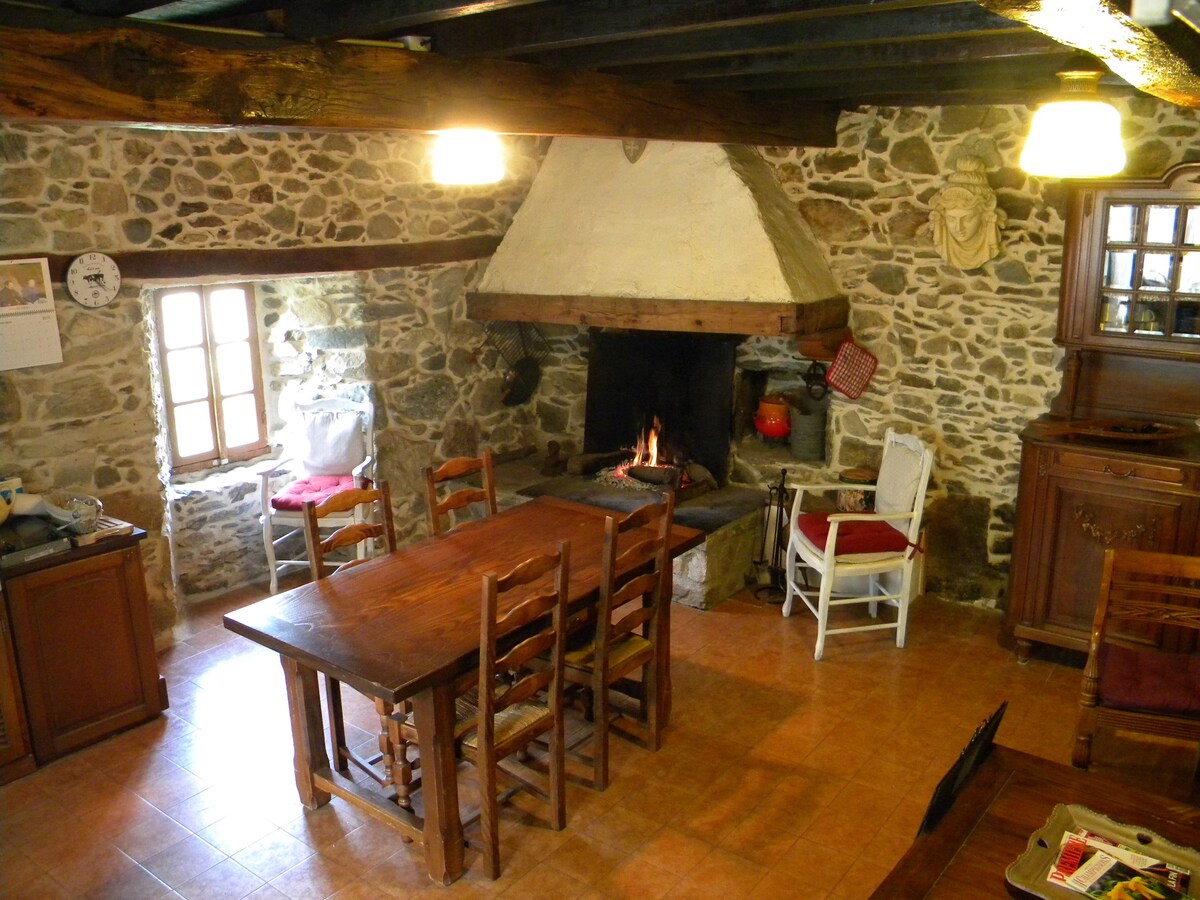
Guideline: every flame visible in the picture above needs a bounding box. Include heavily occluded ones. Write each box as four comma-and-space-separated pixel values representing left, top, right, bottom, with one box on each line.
617, 417, 664, 475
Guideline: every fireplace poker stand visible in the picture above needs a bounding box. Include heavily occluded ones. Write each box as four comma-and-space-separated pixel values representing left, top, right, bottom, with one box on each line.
755, 468, 792, 603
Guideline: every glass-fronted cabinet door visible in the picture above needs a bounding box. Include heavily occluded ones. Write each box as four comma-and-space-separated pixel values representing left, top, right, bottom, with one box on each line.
1060, 164, 1200, 359
1095, 201, 1200, 342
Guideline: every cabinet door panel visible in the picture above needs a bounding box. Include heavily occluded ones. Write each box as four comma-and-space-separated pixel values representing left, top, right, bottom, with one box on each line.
0, 598, 33, 779
7, 547, 161, 761
1036, 477, 1189, 646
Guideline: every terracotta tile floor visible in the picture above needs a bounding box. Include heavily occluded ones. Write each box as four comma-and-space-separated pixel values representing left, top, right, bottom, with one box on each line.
3, 585, 1198, 899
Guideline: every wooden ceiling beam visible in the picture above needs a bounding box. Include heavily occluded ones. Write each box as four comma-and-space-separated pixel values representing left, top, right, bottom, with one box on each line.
417, 0, 960, 59
616, 31, 1060, 83
701, 54, 1074, 95
977, 0, 1200, 106
524, 3, 1019, 70
0, 3, 839, 146
282, 0, 552, 41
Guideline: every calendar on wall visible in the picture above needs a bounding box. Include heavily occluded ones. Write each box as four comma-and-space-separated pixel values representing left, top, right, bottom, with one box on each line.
0, 258, 62, 372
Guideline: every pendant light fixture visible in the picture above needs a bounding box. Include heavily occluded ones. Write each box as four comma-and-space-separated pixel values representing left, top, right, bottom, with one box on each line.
431, 129, 505, 185
1020, 58, 1126, 178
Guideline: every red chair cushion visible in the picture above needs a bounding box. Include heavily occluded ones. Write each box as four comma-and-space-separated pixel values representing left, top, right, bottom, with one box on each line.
1098, 645, 1200, 716
270, 475, 357, 511
796, 512, 908, 555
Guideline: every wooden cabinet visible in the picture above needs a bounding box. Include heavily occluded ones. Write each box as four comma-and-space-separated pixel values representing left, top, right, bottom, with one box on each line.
1007, 163, 1200, 660
0, 593, 35, 783
1007, 424, 1200, 660
1053, 164, 1200, 423
0, 531, 166, 781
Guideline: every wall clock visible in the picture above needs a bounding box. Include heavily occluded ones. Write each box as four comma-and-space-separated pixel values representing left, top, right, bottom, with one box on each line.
65, 252, 121, 308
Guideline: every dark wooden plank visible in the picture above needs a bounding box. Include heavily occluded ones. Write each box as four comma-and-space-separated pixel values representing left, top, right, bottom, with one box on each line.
523, 4, 1019, 70
0, 3, 839, 146
466, 291, 850, 337
1, 236, 501, 284
615, 31, 1062, 84
978, 0, 1200, 108
421, 0, 961, 59
283, 0, 553, 40
697, 55, 1074, 96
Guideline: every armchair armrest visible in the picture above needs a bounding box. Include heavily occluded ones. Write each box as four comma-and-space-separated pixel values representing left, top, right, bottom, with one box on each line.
352, 454, 374, 480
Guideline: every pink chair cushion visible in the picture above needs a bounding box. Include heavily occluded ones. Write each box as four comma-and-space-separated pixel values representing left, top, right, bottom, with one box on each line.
796, 512, 908, 555
271, 475, 357, 511
1098, 645, 1200, 716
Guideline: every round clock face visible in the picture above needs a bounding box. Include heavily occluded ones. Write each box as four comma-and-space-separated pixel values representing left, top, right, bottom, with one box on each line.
66, 252, 121, 308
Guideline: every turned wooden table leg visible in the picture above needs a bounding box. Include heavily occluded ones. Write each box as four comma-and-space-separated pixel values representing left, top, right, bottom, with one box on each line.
280, 656, 331, 809
412, 681, 464, 885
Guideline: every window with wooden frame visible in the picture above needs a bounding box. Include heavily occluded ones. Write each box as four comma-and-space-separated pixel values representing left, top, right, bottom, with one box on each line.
154, 283, 268, 472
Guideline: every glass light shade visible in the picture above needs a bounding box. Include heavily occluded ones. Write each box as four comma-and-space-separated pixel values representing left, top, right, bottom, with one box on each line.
1020, 99, 1126, 178
432, 129, 504, 185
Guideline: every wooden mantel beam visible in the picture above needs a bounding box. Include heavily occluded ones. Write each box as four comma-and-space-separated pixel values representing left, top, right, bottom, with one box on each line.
0, 3, 838, 147
977, 0, 1200, 107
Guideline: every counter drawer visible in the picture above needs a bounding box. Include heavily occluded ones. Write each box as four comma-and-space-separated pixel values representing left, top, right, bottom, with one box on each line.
1053, 449, 1190, 486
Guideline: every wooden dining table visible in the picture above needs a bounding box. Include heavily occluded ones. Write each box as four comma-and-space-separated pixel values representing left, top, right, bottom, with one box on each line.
872, 744, 1200, 898
223, 495, 704, 886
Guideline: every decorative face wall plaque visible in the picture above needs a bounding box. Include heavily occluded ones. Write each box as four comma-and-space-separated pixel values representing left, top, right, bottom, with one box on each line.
929, 156, 1006, 270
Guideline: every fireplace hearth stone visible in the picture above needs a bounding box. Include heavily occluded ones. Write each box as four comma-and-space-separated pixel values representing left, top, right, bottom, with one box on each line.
517, 476, 766, 610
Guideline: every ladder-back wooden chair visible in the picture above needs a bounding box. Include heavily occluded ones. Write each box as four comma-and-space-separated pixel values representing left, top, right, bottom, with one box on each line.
1073, 548, 1200, 771
563, 492, 674, 790
423, 448, 498, 536
301, 483, 415, 812
466, 541, 570, 878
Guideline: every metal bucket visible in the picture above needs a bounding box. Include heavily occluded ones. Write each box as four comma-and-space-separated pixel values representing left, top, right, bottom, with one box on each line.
788, 396, 828, 462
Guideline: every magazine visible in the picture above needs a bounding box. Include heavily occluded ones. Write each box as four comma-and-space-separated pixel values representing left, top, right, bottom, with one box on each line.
1048, 832, 1194, 899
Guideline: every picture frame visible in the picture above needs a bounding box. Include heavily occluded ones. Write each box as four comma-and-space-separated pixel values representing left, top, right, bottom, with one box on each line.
0, 256, 63, 371
0, 257, 53, 309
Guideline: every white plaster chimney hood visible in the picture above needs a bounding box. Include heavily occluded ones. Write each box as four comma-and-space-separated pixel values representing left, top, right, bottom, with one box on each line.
467, 138, 848, 340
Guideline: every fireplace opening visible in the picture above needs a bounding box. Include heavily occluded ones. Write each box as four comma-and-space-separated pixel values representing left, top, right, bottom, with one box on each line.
585, 330, 739, 485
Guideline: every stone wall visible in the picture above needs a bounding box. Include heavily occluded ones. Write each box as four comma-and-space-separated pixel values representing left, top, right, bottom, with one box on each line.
0, 123, 587, 630
752, 98, 1200, 602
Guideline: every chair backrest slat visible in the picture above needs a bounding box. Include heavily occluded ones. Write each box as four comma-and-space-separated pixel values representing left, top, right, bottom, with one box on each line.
424, 448, 498, 535
303, 482, 395, 580
478, 541, 570, 738
595, 493, 674, 660
1094, 548, 1200, 652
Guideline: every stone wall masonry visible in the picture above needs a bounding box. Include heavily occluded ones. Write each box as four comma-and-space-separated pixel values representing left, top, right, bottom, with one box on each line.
750, 98, 1200, 603
0, 123, 577, 630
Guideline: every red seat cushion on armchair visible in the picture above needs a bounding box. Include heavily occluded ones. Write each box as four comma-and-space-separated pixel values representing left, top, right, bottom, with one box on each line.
796, 512, 909, 555
270, 475, 358, 512
1098, 644, 1200, 716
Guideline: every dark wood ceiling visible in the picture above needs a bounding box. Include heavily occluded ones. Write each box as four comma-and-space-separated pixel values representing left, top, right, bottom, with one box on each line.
34, 0, 1196, 110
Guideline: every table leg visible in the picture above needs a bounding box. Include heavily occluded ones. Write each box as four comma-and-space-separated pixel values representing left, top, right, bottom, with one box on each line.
280, 656, 332, 809
411, 680, 464, 885
658, 586, 672, 726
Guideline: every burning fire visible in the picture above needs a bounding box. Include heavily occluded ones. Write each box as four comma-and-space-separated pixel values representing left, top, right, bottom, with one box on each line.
615, 417, 669, 477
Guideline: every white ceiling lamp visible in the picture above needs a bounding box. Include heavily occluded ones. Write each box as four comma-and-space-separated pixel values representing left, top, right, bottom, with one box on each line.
1020, 60, 1126, 179
431, 129, 505, 185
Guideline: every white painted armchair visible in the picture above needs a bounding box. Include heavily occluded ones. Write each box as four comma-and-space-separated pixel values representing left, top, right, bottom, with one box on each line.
782, 429, 934, 660
259, 397, 374, 593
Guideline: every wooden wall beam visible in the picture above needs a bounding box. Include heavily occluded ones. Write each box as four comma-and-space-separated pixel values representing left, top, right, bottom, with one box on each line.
466, 291, 850, 336
0, 4, 839, 147
3, 235, 501, 283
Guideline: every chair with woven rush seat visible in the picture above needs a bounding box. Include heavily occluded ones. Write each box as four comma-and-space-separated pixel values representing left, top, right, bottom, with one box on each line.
465, 541, 570, 878
423, 448, 498, 536
563, 492, 674, 790
1073, 548, 1200, 771
259, 396, 374, 593
782, 428, 934, 661
301, 482, 416, 813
